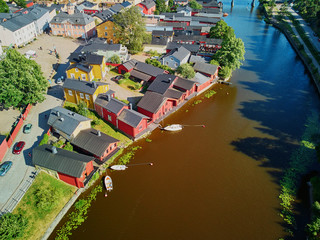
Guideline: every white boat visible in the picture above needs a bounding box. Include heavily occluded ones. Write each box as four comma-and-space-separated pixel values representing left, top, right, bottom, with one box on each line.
162, 124, 183, 131
104, 175, 113, 191
110, 165, 128, 170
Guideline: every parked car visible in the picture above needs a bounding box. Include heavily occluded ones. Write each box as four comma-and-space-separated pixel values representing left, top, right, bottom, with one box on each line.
56, 78, 62, 84
23, 123, 32, 134
13, 141, 25, 154
0, 161, 13, 176
112, 75, 124, 81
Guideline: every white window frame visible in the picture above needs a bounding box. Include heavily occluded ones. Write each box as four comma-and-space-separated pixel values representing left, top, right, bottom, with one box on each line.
68, 90, 73, 96
80, 93, 84, 98
85, 94, 90, 100
108, 115, 112, 121
81, 74, 86, 80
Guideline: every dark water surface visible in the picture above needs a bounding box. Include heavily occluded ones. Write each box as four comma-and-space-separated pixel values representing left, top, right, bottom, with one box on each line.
51, 1, 320, 239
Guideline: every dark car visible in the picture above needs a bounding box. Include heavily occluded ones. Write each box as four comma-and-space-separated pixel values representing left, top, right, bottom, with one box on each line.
13, 141, 25, 154
0, 161, 13, 176
112, 75, 124, 81
23, 123, 32, 134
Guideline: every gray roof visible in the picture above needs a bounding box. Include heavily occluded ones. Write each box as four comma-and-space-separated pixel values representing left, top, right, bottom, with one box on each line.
140, 0, 156, 9
117, 108, 148, 128
193, 62, 218, 75
176, 6, 192, 12
134, 62, 165, 77
23, 6, 49, 21
137, 91, 166, 113
167, 42, 200, 54
189, 55, 206, 63
191, 16, 220, 24
48, 106, 91, 136
158, 21, 188, 28
35, 3, 64, 12
50, 12, 94, 25
174, 77, 195, 90
121, 1, 132, 8
63, 79, 108, 94
71, 128, 119, 157
130, 69, 152, 81
94, 9, 114, 21
78, 1, 97, 9
95, 94, 128, 114
152, 30, 173, 37
192, 72, 211, 85
110, 3, 124, 13
32, 144, 94, 178
164, 88, 184, 99
0, 14, 33, 32
147, 74, 176, 95
69, 52, 104, 65
173, 35, 223, 45
66, 63, 92, 73
81, 42, 121, 53
164, 46, 191, 61
121, 59, 138, 70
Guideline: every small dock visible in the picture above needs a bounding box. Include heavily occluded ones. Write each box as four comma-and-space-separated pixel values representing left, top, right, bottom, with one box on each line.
217, 80, 232, 85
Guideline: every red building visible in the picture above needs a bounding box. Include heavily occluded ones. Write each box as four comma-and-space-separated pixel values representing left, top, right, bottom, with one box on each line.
32, 144, 95, 188
192, 72, 213, 92
137, 0, 156, 15
117, 59, 138, 74
193, 62, 219, 82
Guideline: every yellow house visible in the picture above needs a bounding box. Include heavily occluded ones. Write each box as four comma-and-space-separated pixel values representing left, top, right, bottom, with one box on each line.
66, 52, 107, 81
62, 79, 109, 109
96, 20, 119, 44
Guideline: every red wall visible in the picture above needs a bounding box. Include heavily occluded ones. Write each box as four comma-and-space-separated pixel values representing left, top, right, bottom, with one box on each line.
95, 103, 104, 118
102, 108, 119, 126
118, 65, 132, 74
7, 118, 24, 148
106, 63, 121, 67
117, 117, 148, 137
0, 137, 8, 163
138, 99, 175, 123
96, 142, 118, 161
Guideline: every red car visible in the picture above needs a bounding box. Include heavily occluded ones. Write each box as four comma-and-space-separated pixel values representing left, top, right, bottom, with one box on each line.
13, 141, 25, 154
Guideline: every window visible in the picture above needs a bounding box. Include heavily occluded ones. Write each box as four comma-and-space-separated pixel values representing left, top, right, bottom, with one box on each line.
104, 32, 108, 36
108, 115, 112, 121
80, 93, 84, 98
170, 57, 173, 61
105, 26, 108, 30
175, 63, 178, 68
68, 90, 73, 96
105, 86, 108, 91
85, 94, 90, 100
81, 74, 86, 80
139, 125, 143, 131
75, 68, 78, 72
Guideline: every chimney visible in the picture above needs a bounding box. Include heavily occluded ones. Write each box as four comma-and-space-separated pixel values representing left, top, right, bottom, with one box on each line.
51, 146, 58, 154
92, 81, 97, 88
129, 103, 132, 110
59, 117, 64, 121
56, 111, 60, 117
106, 94, 110, 101
97, 130, 101, 136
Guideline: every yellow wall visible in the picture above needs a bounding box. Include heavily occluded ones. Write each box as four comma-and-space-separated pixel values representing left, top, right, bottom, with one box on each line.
64, 84, 109, 110
69, 57, 106, 80
66, 67, 92, 81
96, 21, 119, 43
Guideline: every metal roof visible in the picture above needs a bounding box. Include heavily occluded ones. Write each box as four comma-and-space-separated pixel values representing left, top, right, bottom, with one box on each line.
137, 91, 166, 113
69, 52, 104, 65
134, 62, 165, 77
164, 46, 191, 61
47, 106, 91, 137
110, 3, 124, 13
95, 94, 128, 114
94, 9, 114, 21
0, 14, 33, 32
81, 42, 121, 53
167, 42, 200, 54
121, 1, 132, 8
164, 88, 184, 99
147, 74, 176, 95
117, 108, 148, 128
174, 77, 195, 90
130, 69, 152, 81
63, 79, 108, 95
32, 144, 94, 178
66, 63, 92, 73
71, 128, 119, 157
121, 59, 138, 70
192, 72, 211, 85
193, 62, 218, 75
50, 12, 94, 25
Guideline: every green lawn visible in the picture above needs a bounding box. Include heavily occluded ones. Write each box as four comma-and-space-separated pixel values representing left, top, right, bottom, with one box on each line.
13, 172, 76, 240
118, 78, 142, 91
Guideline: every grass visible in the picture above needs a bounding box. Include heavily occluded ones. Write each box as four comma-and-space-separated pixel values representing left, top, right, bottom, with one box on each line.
63, 102, 131, 147
118, 78, 142, 91
13, 172, 76, 240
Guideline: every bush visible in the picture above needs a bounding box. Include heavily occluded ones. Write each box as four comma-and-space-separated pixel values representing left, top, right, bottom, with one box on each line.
34, 185, 61, 211
218, 66, 232, 79
124, 72, 130, 79
0, 213, 28, 239
63, 142, 73, 152
39, 133, 49, 146
176, 64, 195, 79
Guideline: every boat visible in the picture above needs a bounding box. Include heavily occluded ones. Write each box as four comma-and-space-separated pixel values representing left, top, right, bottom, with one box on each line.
162, 124, 183, 131
110, 165, 128, 170
223, 13, 228, 17
104, 175, 113, 191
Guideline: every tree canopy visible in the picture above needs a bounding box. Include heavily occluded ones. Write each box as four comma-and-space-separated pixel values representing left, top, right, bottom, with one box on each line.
176, 63, 195, 79
155, 0, 166, 13
113, 7, 148, 53
0, 213, 28, 239
109, 54, 121, 64
0, 0, 9, 13
14, 0, 26, 8
189, 0, 202, 10
209, 20, 235, 40
0, 49, 48, 108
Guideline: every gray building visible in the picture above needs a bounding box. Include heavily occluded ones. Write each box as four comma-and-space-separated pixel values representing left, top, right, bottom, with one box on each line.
161, 46, 191, 69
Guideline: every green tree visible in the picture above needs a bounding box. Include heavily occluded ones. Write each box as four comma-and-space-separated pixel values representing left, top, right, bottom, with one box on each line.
212, 36, 245, 72
0, 49, 48, 108
168, 0, 174, 8
189, 0, 202, 9
39, 133, 49, 146
113, 7, 148, 53
124, 72, 131, 79
109, 54, 121, 64
0, 0, 9, 13
217, 65, 231, 79
14, 0, 26, 8
177, 63, 195, 79
34, 185, 61, 211
279, 0, 288, 16
155, 0, 166, 12
77, 101, 88, 117
209, 20, 235, 40
0, 213, 28, 239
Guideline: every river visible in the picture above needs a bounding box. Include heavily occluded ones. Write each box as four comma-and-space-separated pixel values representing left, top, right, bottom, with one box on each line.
50, 1, 320, 239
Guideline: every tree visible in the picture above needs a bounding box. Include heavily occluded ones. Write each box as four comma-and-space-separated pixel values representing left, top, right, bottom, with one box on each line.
14, 0, 26, 8
209, 20, 234, 40
189, 0, 202, 10
113, 7, 148, 53
155, 0, 166, 13
0, 0, 9, 13
212, 36, 245, 71
176, 63, 195, 79
0, 49, 48, 108
279, 1, 288, 16
77, 101, 88, 117
0, 213, 28, 239
109, 54, 121, 64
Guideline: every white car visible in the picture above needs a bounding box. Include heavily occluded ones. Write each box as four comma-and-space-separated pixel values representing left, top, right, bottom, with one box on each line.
56, 78, 62, 84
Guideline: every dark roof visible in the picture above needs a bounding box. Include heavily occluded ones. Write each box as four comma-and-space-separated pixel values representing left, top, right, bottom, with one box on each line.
163, 46, 190, 61
176, 6, 192, 12
158, 21, 188, 28
32, 144, 93, 178
193, 62, 218, 75
71, 128, 119, 157
192, 72, 211, 85
164, 88, 184, 99
198, 7, 222, 14
174, 0, 188, 2
121, 1, 132, 7
130, 69, 152, 81
78, 1, 97, 8
95, 94, 127, 114
81, 42, 121, 53
173, 35, 223, 45
134, 62, 165, 77
35, 3, 64, 12
121, 59, 138, 70
23, 6, 49, 22
66, 63, 92, 73
167, 42, 200, 54
151, 36, 168, 46
147, 74, 176, 94
161, 13, 185, 18
117, 108, 148, 128
50, 12, 94, 25
94, 9, 114, 21
110, 3, 124, 13
189, 55, 207, 63
140, 0, 156, 9
69, 52, 103, 65
174, 77, 195, 90
0, 14, 33, 32
137, 91, 166, 113
47, 106, 91, 136
63, 79, 108, 94
191, 16, 220, 24
152, 30, 174, 37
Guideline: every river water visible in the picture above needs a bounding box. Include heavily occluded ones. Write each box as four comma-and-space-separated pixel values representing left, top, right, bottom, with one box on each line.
50, 1, 320, 239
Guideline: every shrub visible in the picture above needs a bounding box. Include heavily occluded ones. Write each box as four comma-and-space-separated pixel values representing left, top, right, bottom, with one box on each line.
39, 133, 49, 146
0, 213, 28, 239
34, 185, 61, 211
